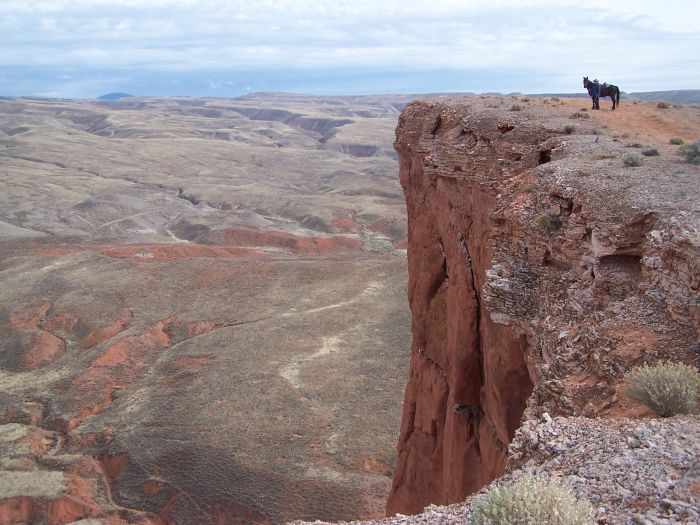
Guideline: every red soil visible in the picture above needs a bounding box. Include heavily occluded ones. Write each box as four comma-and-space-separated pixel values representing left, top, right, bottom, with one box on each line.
221, 228, 362, 252
331, 213, 363, 233
43, 312, 79, 332
9, 302, 67, 370
100, 243, 263, 262
560, 98, 700, 144
0, 498, 36, 524
143, 479, 168, 497
61, 319, 174, 432
23, 332, 65, 369
45, 476, 101, 524
79, 309, 133, 350
172, 355, 215, 369
9, 302, 51, 330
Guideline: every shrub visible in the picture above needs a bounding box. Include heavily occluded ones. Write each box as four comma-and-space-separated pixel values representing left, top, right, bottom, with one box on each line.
625, 362, 700, 417
642, 148, 659, 157
471, 475, 595, 525
551, 97, 560, 102
669, 137, 685, 145
656, 101, 670, 109
680, 140, 700, 164
571, 112, 590, 119
536, 212, 562, 232
564, 124, 576, 135
593, 152, 616, 160
623, 153, 644, 166
510, 104, 522, 112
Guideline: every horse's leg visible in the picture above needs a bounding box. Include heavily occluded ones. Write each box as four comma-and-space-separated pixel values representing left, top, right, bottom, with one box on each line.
611, 94, 615, 110
591, 97, 595, 110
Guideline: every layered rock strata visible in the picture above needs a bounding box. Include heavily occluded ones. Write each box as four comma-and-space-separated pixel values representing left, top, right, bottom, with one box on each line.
387, 99, 699, 515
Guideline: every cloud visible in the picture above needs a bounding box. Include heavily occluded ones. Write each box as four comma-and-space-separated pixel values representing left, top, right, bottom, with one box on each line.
1, 1, 698, 96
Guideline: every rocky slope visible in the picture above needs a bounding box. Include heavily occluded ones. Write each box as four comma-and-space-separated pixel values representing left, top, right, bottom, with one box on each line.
296, 414, 700, 524
386, 98, 699, 515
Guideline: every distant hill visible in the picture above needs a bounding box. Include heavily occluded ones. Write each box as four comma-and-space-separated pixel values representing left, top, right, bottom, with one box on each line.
526, 90, 700, 105
97, 92, 134, 101
626, 90, 700, 105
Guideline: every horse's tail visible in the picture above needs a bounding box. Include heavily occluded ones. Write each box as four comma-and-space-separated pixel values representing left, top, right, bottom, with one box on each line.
616, 87, 620, 106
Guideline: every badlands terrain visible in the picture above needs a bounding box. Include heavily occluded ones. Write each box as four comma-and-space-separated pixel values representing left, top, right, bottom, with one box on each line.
0, 93, 416, 524
1, 93, 699, 525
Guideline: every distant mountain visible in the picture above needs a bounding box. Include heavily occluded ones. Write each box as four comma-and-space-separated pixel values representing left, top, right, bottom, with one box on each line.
97, 92, 134, 100
626, 90, 700, 105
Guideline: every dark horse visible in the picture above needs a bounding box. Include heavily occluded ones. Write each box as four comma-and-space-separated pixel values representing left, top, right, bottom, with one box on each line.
583, 76, 620, 110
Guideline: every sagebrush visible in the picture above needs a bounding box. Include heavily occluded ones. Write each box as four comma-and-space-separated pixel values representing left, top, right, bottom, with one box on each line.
625, 362, 700, 417
680, 140, 700, 164
623, 153, 643, 167
471, 475, 595, 525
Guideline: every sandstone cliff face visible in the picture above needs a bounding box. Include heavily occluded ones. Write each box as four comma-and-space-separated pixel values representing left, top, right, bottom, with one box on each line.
387, 99, 699, 515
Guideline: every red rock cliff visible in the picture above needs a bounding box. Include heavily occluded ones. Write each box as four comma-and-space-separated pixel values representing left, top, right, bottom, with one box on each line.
387, 98, 699, 515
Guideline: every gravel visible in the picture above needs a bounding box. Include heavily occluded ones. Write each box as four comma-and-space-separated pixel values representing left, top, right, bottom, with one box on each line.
292, 415, 700, 525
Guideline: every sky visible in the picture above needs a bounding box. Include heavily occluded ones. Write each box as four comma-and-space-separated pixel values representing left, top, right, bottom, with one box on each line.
1, 0, 698, 98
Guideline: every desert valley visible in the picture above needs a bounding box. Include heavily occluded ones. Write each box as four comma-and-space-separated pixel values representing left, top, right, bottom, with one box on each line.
1, 93, 699, 525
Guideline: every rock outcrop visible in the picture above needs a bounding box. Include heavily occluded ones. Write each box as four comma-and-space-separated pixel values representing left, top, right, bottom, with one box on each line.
387, 98, 699, 515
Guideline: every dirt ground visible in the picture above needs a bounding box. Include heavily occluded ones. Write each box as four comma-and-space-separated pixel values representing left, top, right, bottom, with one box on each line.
558, 96, 700, 143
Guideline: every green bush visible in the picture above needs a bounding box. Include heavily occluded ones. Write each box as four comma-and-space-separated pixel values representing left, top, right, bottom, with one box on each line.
623, 153, 644, 166
669, 137, 685, 145
625, 362, 700, 417
571, 112, 590, 119
656, 101, 671, 109
510, 104, 522, 112
642, 148, 659, 157
471, 475, 595, 525
680, 140, 700, 164
564, 124, 576, 135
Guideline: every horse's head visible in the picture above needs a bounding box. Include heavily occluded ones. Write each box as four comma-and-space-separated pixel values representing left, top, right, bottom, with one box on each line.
583, 76, 589, 88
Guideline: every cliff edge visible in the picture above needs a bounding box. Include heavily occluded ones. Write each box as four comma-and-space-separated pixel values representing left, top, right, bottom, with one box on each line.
387, 98, 699, 515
